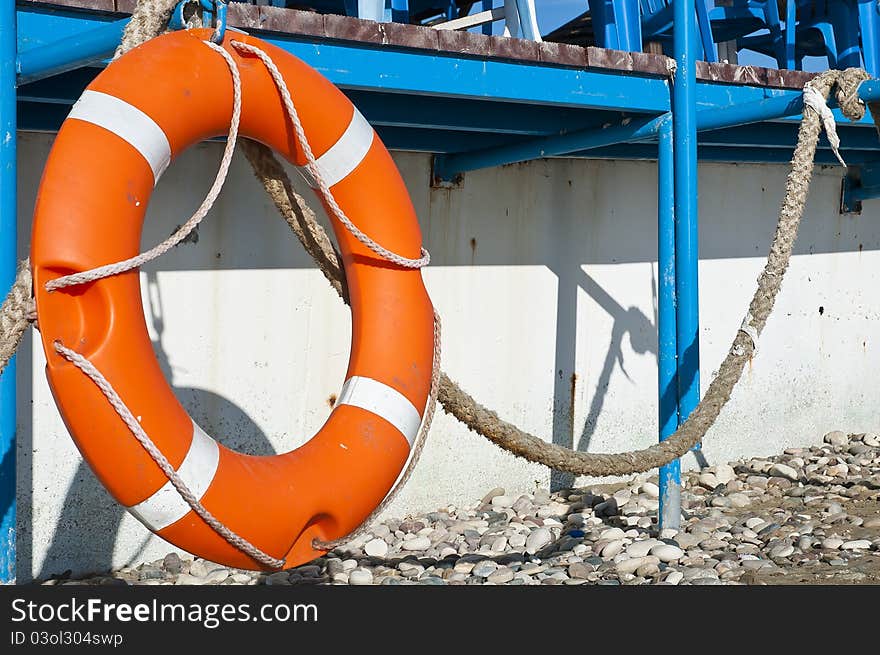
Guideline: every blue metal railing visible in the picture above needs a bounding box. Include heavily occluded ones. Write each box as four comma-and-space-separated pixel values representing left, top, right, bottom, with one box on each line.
0, 0, 17, 584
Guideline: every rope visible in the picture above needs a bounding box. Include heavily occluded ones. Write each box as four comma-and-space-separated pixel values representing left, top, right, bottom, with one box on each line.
52, 341, 284, 569
225, 40, 438, 549
49, 39, 289, 569
313, 308, 442, 551
47, 41, 240, 292
114, 0, 181, 60
231, 41, 430, 269
0, 259, 35, 376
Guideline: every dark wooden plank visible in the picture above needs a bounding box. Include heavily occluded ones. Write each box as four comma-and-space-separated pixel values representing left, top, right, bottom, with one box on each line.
24, 0, 116, 11
380, 21, 439, 51
113, 0, 135, 14
535, 41, 586, 68
323, 13, 384, 44
631, 51, 673, 77
435, 28, 493, 57
255, 6, 323, 35
586, 47, 633, 72
226, 2, 263, 30
488, 34, 541, 62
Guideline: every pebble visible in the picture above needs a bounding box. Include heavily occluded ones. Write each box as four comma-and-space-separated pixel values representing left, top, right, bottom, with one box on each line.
205, 569, 229, 584
626, 539, 660, 558
401, 536, 431, 551
487, 567, 514, 584
601, 540, 624, 558
568, 562, 593, 579
472, 561, 498, 578
651, 544, 684, 562
715, 464, 736, 485
348, 568, 373, 585
822, 537, 844, 550
364, 538, 389, 558
188, 561, 208, 578
616, 556, 659, 575
162, 553, 182, 574
841, 539, 872, 550
174, 574, 202, 585
768, 463, 799, 481
491, 495, 514, 508
525, 527, 552, 554
769, 544, 794, 559
824, 431, 848, 447
663, 571, 684, 585
641, 482, 660, 498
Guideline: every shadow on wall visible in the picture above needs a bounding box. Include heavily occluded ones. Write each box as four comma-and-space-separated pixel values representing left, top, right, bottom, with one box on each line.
33, 272, 276, 580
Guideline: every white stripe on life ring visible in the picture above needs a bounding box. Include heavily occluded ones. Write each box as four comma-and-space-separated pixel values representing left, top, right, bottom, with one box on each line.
336, 376, 422, 446
297, 108, 374, 189
127, 422, 220, 532
67, 90, 172, 186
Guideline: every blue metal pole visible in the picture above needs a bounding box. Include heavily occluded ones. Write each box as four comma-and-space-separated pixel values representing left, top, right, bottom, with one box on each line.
785, 0, 797, 70
15, 17, 128, 85
0, 0, 18, 583
857, 80, 880, 103
657, 115, 680, 530
665, 0, 700, 531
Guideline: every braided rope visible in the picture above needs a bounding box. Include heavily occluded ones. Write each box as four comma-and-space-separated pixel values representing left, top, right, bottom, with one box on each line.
46, 42, 241, 292
313, 308, 442, 551
224, 40, 439, 550
53, 341, 285, 569
230, 41, 430, 269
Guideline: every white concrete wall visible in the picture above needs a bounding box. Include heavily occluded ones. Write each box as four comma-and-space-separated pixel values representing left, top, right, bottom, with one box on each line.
13, 131, 880, 581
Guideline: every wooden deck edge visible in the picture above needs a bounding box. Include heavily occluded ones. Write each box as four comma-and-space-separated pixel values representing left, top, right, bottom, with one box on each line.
23, 0, 817, 90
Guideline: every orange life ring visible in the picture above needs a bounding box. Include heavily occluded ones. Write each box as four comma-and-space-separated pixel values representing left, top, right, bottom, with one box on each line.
30, 29, 435, 570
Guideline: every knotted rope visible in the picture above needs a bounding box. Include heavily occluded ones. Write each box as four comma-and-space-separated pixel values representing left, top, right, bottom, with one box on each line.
0, 259, 35, 376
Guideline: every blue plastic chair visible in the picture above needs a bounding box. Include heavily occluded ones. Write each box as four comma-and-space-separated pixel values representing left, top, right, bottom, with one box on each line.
707, 1, 786, 66
639, 0, 718, 60
739, 0, 869, 72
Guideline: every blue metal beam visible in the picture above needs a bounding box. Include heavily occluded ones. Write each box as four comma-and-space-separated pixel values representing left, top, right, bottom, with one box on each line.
1, 0, 17, 584
432, 75, 880, 180
16, 16, 126, 85
16, 66, 613, 138
15, 6, 671, 113
432, 90, 814, 180
842, 163, 880, 213
563, 143, 880, 165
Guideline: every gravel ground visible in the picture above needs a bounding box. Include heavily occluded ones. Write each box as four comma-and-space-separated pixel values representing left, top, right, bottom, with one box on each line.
41, 430, 880, 586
